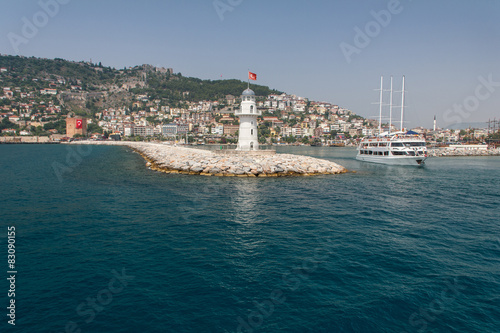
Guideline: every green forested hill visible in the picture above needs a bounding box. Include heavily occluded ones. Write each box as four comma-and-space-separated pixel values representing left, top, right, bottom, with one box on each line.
0, 55, 117, 86
0, 55, 282, 102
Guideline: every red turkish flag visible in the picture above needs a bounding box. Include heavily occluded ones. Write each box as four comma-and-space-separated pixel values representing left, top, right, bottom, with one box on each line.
76, 119, 83, 129
248, 72, 257, 81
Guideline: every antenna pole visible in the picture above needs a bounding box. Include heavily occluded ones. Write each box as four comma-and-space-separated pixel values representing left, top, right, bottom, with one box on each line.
400, 75, 405, 131
379, 76, 383, 135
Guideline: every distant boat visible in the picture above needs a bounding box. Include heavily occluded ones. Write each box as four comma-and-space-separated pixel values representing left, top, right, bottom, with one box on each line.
310, 141, 322, 147
356, 76, 428, 166
329, 142, 345, 147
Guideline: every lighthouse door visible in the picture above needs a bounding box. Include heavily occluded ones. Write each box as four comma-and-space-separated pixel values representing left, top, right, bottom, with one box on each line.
250, 142, 254, 150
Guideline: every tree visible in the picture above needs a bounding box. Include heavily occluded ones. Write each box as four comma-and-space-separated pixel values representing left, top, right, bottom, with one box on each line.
43, 119, 66, 133
87, 123, 103, 134
30, 126, 48, 136
0, 117, 18, 131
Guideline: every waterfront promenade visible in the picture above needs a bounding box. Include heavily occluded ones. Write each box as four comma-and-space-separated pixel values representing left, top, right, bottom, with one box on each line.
68, 141, 347, 177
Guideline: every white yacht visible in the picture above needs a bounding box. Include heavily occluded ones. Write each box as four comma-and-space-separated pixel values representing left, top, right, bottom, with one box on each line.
356, 76, 428, 166
356, 131, 427, 166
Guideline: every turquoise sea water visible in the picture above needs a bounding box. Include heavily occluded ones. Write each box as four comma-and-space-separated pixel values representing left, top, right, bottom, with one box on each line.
1, 144, 499, 332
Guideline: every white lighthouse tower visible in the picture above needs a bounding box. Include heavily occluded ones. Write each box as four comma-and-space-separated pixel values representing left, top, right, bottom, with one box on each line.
236, 88, 261, 151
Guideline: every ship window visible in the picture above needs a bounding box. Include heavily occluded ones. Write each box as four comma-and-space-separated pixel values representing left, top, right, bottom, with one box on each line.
384, 151, 389, 156
378, 142, 387, 147
391, 142, 404, 147
368, 150, 373, 155
369, 143, 377, 147
409, 142, 425, 147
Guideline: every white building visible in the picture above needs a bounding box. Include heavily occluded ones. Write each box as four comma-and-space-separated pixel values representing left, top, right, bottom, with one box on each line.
211, 125, 224, 135
124, 124, 134, 137
236, 88, 261, 151
40, 89, 57, 95
162, 124, 178, 136
362, 128, 376, 137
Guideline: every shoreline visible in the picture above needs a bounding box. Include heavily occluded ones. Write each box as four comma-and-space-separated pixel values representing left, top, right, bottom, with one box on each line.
68, 141, 347, 177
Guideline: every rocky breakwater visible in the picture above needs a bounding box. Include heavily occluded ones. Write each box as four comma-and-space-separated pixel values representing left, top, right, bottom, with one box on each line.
73, 141, 347, 177
428, 147, 500, 157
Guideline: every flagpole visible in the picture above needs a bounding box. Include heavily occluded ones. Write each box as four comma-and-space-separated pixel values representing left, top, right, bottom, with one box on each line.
247, 69, 250, 89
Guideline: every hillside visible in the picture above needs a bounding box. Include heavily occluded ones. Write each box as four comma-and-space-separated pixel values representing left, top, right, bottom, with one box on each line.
2, 54, 372, 144
0, 55, 282, 115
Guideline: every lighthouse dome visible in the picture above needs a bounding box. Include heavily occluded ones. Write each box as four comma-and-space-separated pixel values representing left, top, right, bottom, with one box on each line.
242, 88, 255, 96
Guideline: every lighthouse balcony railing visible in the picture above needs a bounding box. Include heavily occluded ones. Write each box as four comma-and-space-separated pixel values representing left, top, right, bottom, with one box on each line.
235, 110, 262, 116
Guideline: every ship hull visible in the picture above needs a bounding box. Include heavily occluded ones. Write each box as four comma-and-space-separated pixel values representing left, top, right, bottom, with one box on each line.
356, 154, 427, 166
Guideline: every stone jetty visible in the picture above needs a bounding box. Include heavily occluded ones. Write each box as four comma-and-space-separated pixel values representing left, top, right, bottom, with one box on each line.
69, 141, 347, 177
428, 147, 500, 157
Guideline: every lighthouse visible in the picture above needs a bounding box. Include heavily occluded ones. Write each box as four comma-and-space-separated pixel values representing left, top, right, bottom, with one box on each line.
236, 88, 261, 151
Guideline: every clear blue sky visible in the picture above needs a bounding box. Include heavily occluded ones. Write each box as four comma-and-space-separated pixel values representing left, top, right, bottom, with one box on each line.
1, 0, 499, 128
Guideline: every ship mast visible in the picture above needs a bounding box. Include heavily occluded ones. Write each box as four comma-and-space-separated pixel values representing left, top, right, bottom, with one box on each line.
400, 75, 405, 131
389, 76, 393, 134
379, 76, 383, 135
